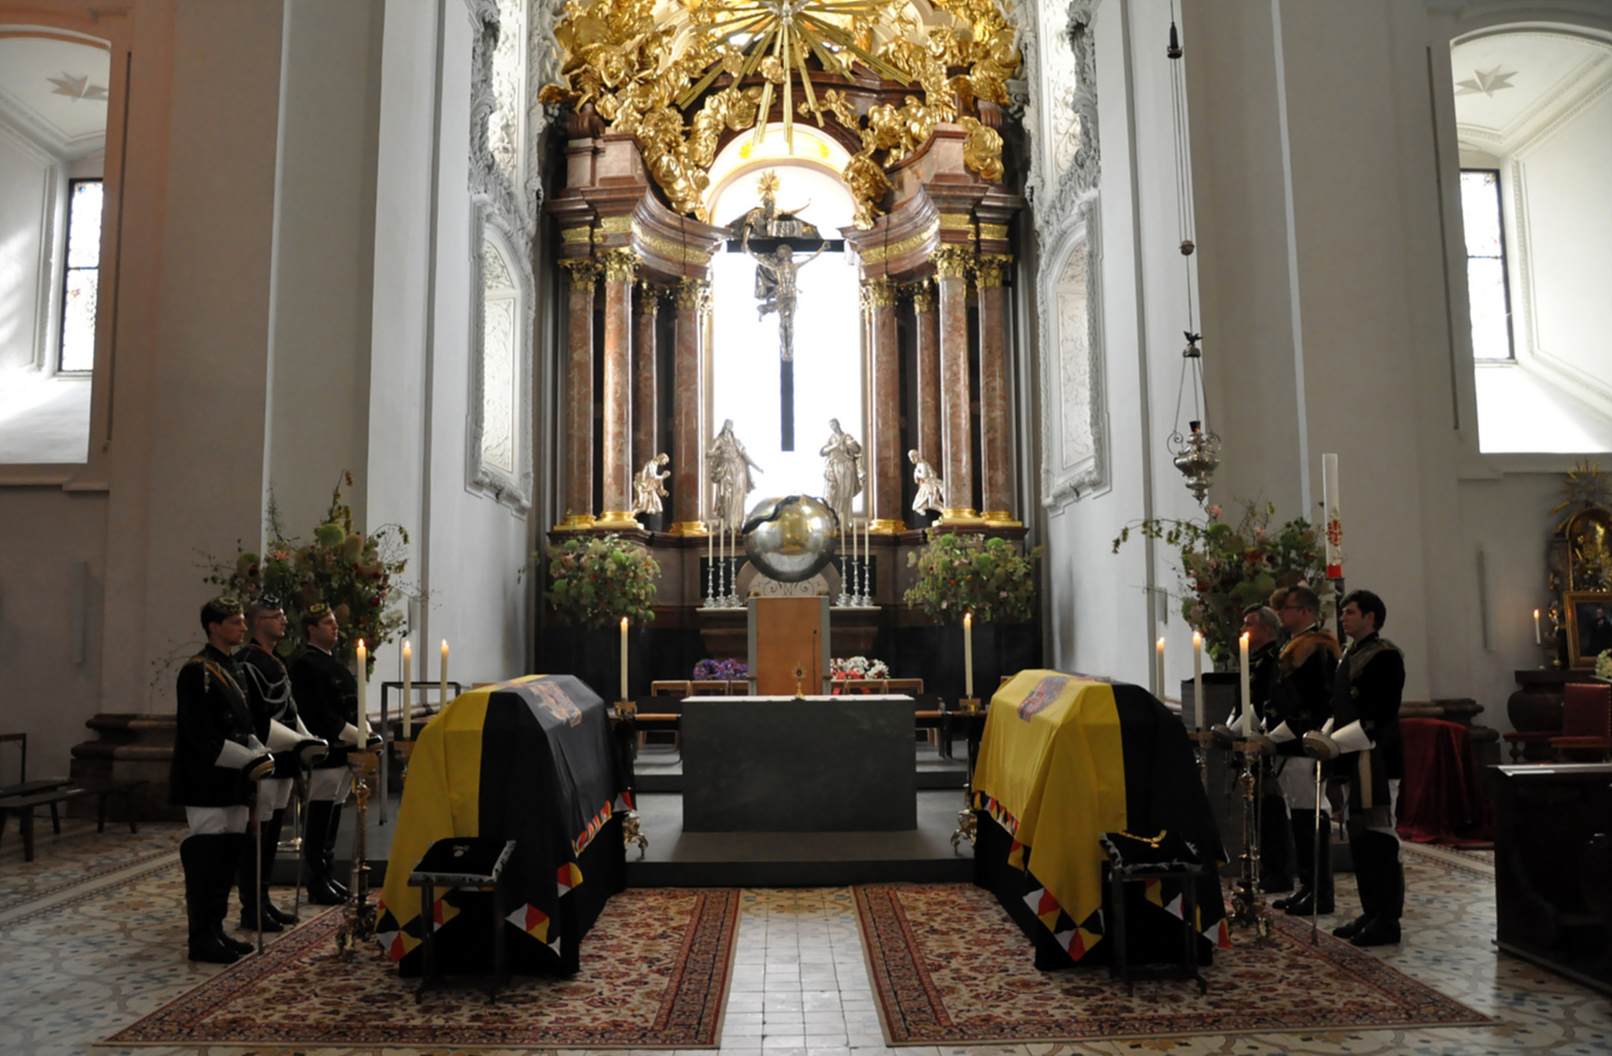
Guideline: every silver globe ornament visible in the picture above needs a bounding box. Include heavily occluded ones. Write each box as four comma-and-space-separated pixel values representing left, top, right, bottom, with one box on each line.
741, 495, 840, 583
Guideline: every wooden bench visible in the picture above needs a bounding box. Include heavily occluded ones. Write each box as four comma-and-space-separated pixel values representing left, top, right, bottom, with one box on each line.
0, 781, 143, 862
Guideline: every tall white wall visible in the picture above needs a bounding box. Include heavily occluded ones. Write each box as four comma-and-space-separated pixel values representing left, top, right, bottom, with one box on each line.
0, 127, 52, 371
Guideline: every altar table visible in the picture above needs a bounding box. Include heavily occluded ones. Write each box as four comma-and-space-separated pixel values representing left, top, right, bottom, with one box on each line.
681, 695, 916, 832
375, 675, 628, 977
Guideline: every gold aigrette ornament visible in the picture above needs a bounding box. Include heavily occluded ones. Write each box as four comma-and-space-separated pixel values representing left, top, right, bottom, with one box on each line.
539, 0, 1019, 225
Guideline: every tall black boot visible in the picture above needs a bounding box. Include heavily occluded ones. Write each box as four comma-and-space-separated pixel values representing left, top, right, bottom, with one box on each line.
1274, 811, 1314, 910
1260, 795, 1294, 893
237, 816, 284, 933
323, 803, 350, 900
1284, 812, 1334, 915
302, 801, 346, 906
1350, 831, 1403, 947
207, 833, 254, 956
181, 836, 239, 964
258, 810, 297, 925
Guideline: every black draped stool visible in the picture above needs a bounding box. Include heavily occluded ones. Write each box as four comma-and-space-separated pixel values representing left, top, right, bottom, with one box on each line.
409, 838, 516, 1002
1100, 830, 1209, 995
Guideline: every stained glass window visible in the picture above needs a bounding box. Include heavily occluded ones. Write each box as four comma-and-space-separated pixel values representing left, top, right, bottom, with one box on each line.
59, 179, 103, 372
1460, 170, 1514, 361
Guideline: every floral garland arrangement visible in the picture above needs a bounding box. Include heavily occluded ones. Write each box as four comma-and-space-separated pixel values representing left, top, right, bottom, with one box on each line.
693, 658, 748, 681
830, 656, 890, 680
204, 472, 410, 666
1112, 500, 1327, 669
543, 533, 660, 628
1596, 649, 1612, 681
904, 531, 1040, 625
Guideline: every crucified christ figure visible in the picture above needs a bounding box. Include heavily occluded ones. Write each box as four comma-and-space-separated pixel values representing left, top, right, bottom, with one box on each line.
744, 224, 826, 365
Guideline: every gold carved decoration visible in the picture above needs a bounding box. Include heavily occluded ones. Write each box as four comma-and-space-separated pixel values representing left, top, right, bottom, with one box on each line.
561, 226, 594, 244
637, 279, 661, 313
857, 220, 939, 266
560, 258, 602, 292
938, 212, 974, 230
673, 276, 710, 311
973, 253, 1012, 287
596, 216, 634, 235
860, 276, 897, 310
633, 223, 713, 265
907, 278, 935, 313
931, 244, 974, 279
539, 0, 1019, 227
978, 222, 1008, 241
599, 247, 642, 282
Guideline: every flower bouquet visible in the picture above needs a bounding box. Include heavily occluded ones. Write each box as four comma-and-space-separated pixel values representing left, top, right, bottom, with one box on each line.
542, 533, 660, 628
693, 658, 748, 682
903, 531, 1040, 624
829, 656, 890, 694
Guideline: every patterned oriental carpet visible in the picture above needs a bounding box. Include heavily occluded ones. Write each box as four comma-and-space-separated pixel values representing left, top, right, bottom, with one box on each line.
854, 883, 1492, 1045
104, 887, 740, 1049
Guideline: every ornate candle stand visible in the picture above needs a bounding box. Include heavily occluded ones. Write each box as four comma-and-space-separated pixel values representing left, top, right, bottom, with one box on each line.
1187, 729, 1214, 788
335, 748, 379, 959
950, 697, 985, 852
1226, 739, 1272, 942
705, 544, 718, 607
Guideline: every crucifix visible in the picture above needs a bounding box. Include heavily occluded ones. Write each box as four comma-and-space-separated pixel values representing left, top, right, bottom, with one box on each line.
727, 171, 844, 451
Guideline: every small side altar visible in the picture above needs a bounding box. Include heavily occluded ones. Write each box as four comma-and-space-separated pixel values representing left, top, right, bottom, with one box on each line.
681, 696, 917, 833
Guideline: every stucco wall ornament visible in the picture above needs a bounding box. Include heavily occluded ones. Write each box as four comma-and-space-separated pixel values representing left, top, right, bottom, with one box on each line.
1038, 199, 1107, 508
1021, 0, 1099, 241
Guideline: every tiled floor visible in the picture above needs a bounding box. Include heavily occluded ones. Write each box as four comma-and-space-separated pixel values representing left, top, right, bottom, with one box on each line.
2, 818, 1609, 1056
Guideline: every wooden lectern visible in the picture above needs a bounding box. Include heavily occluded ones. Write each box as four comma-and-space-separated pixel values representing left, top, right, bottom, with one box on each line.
747, 596, 831, 695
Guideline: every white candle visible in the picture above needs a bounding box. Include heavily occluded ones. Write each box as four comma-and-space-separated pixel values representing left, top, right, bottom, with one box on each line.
964, 612, 974, 699
865, 519, 871, 599
1322, 453, 1342, 579
1192, 630, 1203, 730
620, 616, 629, 700
1533, 609, 1541, 645
440, 639, 449, 708
402, 640, 412, 740
1238, 631, 1251, 736
355, 640, 369, 746
708, 520, 715, 600
1156, 637, 1166, 698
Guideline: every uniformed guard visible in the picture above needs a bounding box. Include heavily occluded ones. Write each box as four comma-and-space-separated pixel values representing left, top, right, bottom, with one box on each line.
1239, 604, 1288, 892
170, 596, 275, 963
236, 597, 327, 932
288, 603, 370, 905
1306, 589, 1406, 947
1263, 585, 1342, 916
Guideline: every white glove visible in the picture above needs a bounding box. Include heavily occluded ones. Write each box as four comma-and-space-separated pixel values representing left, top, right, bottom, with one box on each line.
215, 738, 274, 780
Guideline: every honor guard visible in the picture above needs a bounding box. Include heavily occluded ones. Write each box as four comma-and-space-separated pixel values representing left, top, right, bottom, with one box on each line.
236, 597, 327, 932
1239, 605, 1289, 892
1306, 589, 1406, 947
170, 596, 275, 963
1263, 585, 1342, 916
288, 603, 372, 905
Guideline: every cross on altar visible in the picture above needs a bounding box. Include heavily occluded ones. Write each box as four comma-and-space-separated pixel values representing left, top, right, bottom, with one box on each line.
727, 235, 845, 451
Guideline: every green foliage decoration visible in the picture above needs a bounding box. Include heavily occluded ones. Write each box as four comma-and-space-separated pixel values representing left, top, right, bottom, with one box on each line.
903, 531, 1040, 625
542, 533, 660, 628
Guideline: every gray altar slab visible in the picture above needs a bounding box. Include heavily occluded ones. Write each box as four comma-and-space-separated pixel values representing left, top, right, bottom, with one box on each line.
680, 695, 917, 832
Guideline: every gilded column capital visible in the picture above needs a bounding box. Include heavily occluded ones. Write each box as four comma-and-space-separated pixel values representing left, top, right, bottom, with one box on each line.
973, 253, 1014, 288
673, 276, 710, 311
637, 280, 661, 314
860, 275, 897, 311
906, 278, 936, 314
559, 257, 601, 293
598, 247, 641, 283
932, 244, 975, 280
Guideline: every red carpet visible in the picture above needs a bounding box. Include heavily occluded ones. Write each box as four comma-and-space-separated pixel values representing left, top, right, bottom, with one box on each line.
105, 888, 740, 1049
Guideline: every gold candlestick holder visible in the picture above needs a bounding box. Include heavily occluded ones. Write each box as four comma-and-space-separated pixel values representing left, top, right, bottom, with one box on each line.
335, 748, 379, 959
1226, 739, 1272, 942
614, 701, 648, 859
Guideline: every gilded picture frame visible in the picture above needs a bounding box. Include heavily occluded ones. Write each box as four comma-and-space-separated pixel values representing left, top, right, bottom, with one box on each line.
1564, 590, 1612, 670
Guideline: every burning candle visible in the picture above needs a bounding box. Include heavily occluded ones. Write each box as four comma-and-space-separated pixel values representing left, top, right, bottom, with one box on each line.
1533, 609, 1542, 645
1238, 632, 1251, 736
402, 640, 412, 740
440, 639, 449, 709
620, 616, 629, 700
1192, 630, 1203, 730
1156, 637, 1166, 698
964, 611, 974, 699
1322, 453, 1343, 580
355, 640, 369, 745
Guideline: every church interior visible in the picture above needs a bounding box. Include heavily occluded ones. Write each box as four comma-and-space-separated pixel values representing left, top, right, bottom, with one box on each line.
2, 0, 1611, 1053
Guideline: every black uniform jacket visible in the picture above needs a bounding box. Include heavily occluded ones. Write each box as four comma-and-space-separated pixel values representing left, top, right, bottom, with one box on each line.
1269, 626, 1341, 755
1248, 640, 1280, 721
1331, 632, 1406, 802
238, 641, 305, 778
169, 644, 258, 807
289, 645, 357, 769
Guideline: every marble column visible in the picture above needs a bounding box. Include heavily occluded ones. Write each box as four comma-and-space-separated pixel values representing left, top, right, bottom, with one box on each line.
933, 245, 979, 523
596, 248, 640, 529
863, 276, 903, 533
668, 277, 709, 535
557, 257, 600, 529
632, 282, 659, 474
911, 280, 942, 473
974, 254, 1018, 525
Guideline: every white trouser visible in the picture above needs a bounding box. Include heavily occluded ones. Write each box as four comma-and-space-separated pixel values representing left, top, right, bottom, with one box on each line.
252, 777, 294, 820
1277, 755, 1319, 811
185, 805, 250, 835
306, 767, 352, 803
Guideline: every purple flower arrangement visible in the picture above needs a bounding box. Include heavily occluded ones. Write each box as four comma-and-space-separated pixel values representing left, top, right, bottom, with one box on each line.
693, 658, 748, 681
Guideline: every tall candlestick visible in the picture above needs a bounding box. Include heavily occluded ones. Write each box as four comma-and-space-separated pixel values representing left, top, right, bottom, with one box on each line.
964, 611, 974, 699
355, 640, 369, 745
1192, 630, 1204, 730
1238, 632, 1251, 736
1156, 637, 1166, 698
1533, 609, 1542, 645
402, 640, 412, 740
440, 639, 449, 709
620, 616, 629, 699
865, 520, 872, 600
1322, 453, 1343, 579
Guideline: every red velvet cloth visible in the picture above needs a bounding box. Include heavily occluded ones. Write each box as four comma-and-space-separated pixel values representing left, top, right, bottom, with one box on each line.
1395, 717, 1494, 845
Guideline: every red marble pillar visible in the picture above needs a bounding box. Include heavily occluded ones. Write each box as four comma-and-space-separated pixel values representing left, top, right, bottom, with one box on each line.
863, 276, 903, 533
632, 282, 659, 474
912, 280, 942, 472
596, 248, 640, 529
668, 277, 709, 535
934, 246, 979, 522
558, 258, 599, 529
975, 254, 1018, 525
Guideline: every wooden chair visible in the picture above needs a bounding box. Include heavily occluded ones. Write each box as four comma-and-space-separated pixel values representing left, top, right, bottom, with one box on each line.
1550, 683, 1612, 763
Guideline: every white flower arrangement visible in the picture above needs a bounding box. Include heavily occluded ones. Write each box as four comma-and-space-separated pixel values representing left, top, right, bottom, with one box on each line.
1596, 649, 1612, 681
830, 656, 889, 680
